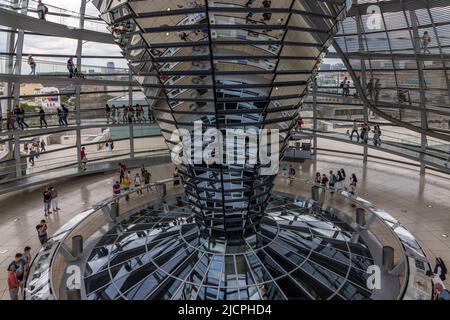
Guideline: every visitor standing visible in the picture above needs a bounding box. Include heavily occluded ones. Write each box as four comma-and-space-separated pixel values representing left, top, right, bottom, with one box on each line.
134, 173, 143, 195
329, 170, 337, 193
350, 120, 360, 142
288, 165, 296, 185
28, 55, 36, 75
122, 175, 130, 202
143, 169, 152, 192
173, 167, 180, 186
50, 186, 60, 212
349, 173, 358, 195
105, 104, 111, 124
67, 57, 75, 78
43, 188, 52, 216
37, 0, 48, 20
7, 265, 20, 300
80, 147, 88, 171
422, 31, 432, 54
36, 219, 48, 245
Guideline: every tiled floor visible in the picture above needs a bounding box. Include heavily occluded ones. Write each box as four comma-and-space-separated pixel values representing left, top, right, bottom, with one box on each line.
0, 147, 449, 299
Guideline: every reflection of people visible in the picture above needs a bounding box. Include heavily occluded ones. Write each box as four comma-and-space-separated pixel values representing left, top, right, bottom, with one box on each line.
173, 167, 180, 186
422, 31, 431, 54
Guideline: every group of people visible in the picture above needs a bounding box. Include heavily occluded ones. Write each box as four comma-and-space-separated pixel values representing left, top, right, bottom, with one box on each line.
7, 247, 33, 300
284, 165, 358, 195
0, 105, 69, 131
105, 103, 155, 124
24, 139, 46, 165
365, 78, 383, 102
43, 186, 60, 217
314, 168, 358, 195
340, 77, 352, 97
113, 163, 153, 202
349, 120, 382, 147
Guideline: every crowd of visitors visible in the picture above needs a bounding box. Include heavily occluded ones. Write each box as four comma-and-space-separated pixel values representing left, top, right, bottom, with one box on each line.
348, 120, 383, 147
113, 163, 153, 203
23, 139, 46, 166
105, 103, 155, 124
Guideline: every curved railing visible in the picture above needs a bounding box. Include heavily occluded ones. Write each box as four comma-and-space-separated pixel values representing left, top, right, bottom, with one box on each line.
25, 176, 433, 300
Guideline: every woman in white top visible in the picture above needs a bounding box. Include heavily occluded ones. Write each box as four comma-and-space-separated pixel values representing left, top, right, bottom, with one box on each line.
134, 173, 143, 195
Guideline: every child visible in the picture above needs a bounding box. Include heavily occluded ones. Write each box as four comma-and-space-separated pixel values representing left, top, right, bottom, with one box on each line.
134, 173, 143, 195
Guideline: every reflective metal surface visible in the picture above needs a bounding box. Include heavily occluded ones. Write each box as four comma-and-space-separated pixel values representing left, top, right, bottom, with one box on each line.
94, 0, 349, 239
84, 193, 374, 300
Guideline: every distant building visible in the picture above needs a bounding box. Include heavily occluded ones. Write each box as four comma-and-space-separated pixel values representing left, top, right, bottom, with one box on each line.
320, 64, 331, 71
106, 62, 115, 74
331, 63, 345, 70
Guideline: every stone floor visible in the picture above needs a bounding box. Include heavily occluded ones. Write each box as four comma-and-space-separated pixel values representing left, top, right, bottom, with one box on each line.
0, 147, 449, 299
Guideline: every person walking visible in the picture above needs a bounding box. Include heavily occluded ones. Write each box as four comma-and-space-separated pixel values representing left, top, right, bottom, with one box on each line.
374, 79, 382, 102
344, 81, 351, 97
39, 107, 48, 128
350, 120, 360, 142
122, 105, 128, 123
122, 175, 130, 202
422, 31, 431, 54
36, 0, 48, 20
373, 125, 382, 147
321, 174, 329, 191
340, 77, 347, 96
112, 180, 121, 203
118, 162, 125, 183
7, 265, 20, 300
14, 105, 23, 130
50, 186, 60, 212
7, 110, 15, 130
19, 106, 30, 129
36, 219, 48, 245
366, 79, 374, 100
288, 165, 296, 185
40, 139, 46, 153
143, 169, 152, 192
173, 167, 180, 186
134, 173, 143, 195
329, 170, 337, 193
57, 107, 64, 126
349, 173, 358, 195
67, 57, 75, 78
62, 104, 69, 126
43, 188, 52, 216
80, 147, 88, 171
28, 55, 36, 75
106, 139, 114, 152
105, 104, 111, 124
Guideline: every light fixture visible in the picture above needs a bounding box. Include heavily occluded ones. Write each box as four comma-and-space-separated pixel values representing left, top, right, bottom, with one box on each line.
166, 32, 170, 36
167, 7, 171, 11
442, 234, 448, 238
427, 204, 433, 208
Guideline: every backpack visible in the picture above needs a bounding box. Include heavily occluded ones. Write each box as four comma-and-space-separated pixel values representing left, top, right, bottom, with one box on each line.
340, 81, 344, 88
44, 5, 48, 14
289, 168, 296, 175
